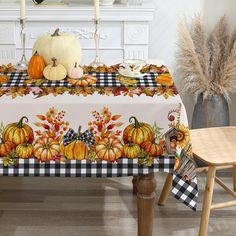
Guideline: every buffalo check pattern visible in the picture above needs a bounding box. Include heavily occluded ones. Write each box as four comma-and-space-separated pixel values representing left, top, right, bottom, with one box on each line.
0, 156, 197, 210
172, 174, 198, 211
0, 157, 174, 177
0, 72, 159, 88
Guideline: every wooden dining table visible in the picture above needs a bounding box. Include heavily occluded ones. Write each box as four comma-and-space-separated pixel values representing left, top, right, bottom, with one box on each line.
0, 60, 198, 236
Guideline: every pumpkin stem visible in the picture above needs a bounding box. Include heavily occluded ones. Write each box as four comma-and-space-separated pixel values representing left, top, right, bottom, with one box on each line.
51, 58, 57, 67
34, 51, 39, 56
78, 126, 82, 136
51, 28, 60, 37
129, 116, 141, 128
74, 62, 77, 68
17, 116, 28, 128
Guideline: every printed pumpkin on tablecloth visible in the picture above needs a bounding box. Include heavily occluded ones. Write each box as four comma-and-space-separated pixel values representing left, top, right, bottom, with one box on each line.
156, 73, 174, 87
123, 143, 141, 159
123, 117, 154, 145
34, 137, 60, 162
0, 141, 15, 157
16, 143, 34, 159
95, 137, 123, 161
68, 75, 97, 87
2, 116, 34, 146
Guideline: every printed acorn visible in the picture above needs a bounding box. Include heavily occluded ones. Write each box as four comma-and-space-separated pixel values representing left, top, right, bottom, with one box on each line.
43, 58, 67, 81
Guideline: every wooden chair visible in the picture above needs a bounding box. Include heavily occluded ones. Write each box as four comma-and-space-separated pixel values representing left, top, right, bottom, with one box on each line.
158, 127, 236, 236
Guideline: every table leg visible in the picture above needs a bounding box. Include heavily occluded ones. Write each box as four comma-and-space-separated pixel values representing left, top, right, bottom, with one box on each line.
132, 176, 140, 195
158, 173, 173, 206
137, 173, 157, 236
199, 166, 216, 236
233, 165, 236, 192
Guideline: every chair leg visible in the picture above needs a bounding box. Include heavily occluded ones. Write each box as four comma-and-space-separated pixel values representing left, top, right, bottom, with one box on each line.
199, 166, 216, 236
233, 165, 236, 192
158, 173, 173, 206
137, 173, 157, 236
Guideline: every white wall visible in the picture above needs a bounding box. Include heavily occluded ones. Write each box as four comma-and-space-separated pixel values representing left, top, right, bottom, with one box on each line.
149, 0, 236, 126
204, 0, 236, 125
148, 0, 205, 126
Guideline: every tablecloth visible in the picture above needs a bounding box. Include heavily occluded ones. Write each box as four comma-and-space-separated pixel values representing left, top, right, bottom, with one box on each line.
0, 64, 198, 210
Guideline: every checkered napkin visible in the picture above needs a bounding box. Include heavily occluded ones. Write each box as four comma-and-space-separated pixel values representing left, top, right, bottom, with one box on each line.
0, 72, 159, 88
63, 128, 95, 146
172, 174, 198, 211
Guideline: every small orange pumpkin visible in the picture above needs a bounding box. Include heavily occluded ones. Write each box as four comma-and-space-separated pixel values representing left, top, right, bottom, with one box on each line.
68, 75, 97, 87
60, 140, 88, 160
123, 143, 141, 159
16, 143, 34, 159
28, 51, 46, 79
2, 116, 34, 146
123, 117, 154, 145
95, 137, 123, 161
34, 137, 60, 162
0, 140, 15, 157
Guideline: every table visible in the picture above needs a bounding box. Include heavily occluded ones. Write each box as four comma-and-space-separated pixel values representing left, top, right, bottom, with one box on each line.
0, 62, 198, 236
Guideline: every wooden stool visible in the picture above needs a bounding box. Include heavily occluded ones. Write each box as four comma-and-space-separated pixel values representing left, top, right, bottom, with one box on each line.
158, 127, 236, 236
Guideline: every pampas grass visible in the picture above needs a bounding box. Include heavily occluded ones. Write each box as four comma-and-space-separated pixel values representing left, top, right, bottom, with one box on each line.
176, 15, 236, 100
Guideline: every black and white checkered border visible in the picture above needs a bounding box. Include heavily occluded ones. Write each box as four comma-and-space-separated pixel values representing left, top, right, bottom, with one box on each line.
172, 174, 198, 211
0, 156, 174, 177
0, 156, 197, 210
0, 72, 159, 88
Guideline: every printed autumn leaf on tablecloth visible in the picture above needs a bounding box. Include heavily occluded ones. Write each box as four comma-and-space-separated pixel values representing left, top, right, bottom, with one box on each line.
34, 107, 69, 142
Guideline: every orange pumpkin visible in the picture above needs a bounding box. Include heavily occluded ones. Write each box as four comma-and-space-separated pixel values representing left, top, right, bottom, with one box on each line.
123, 143, 141, 159
141, 140, 164, 157
28, 51, 46, 79
16, 143, 34, 159
2, 116, 34, 146
155, 73, 173, 86
60, 140, 88, 160
34, 137, 60, 162
0, 140, 15, 157
68, 75, 97, 87
123, 117, 154, 145
95, 137, 123, 161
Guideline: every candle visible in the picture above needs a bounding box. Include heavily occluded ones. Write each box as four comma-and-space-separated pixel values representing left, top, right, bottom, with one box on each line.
94, 0, 100, 20
20, 0, 26, 19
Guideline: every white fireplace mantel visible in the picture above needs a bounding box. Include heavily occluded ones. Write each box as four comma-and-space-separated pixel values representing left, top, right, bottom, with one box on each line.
0, 1, 155, 64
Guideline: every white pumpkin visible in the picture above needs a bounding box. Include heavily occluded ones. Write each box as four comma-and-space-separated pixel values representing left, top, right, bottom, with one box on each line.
43, 58, 67, 81
68, 62, 84, 79
33, 28, 82, 71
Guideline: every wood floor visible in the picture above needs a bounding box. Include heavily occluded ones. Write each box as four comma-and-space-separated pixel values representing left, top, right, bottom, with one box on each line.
0, 173, 235, 236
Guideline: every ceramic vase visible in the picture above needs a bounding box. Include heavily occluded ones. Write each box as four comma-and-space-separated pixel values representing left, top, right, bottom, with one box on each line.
192, 93, 230, 129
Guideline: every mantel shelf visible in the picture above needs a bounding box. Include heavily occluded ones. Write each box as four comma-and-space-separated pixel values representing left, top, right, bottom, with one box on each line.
0, 2, 155, 21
